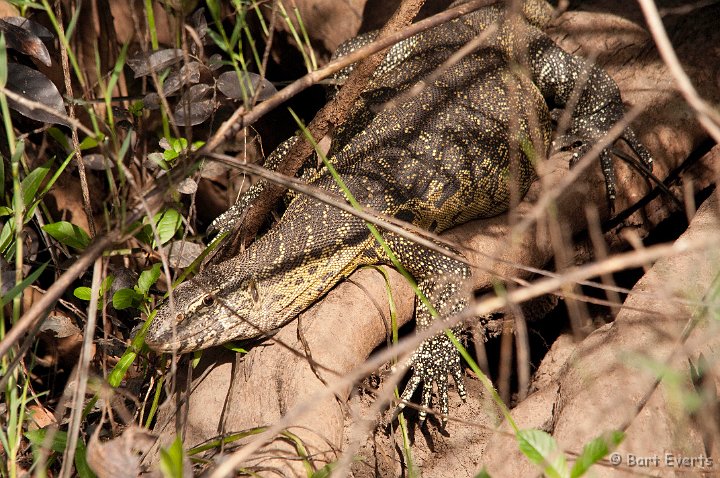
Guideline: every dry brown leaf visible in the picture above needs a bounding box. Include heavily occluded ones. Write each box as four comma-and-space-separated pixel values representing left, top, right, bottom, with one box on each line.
87, 426, 157, 478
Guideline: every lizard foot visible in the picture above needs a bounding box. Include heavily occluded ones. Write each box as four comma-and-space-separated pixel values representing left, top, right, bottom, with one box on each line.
555, 125, 653, 204
397, 330, 467, 425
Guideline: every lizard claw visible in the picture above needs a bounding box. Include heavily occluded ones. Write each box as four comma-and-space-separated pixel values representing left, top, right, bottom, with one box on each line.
566, 142, 618, 202
397, 332, 466, 425
555, 124, 653, 205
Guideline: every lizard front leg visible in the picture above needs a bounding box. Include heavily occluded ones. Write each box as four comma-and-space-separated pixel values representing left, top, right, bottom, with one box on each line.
527, 32, 654, 202
382, 233, 472, 424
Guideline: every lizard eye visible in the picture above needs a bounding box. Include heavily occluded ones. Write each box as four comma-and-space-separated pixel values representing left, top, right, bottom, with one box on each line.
202, 295, 215, 307
175, 312, 184, 323
248, 279, 259, 303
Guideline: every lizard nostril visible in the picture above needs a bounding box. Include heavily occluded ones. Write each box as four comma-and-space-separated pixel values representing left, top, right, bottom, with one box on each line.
176, 313, 184, 322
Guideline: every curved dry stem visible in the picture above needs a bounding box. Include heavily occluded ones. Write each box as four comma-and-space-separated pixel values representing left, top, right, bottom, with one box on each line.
637, 0, 720, 143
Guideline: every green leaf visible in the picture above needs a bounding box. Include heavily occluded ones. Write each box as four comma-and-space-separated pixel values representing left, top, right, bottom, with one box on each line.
154, 209, 182, 246
206, 0, 220, 22
223, 343, 248, 354
25, 429, 68, 456
570, 431, 624, 478
108, 309, 156, 388
25, 430, 95, 478
0, 220, 12, 254
74, 439, 96, 478
0, 206, 12, 216
517, 429, 569, 478
129, 100, 144, 116
0, 33, 7, 88
1, 261, 48, 306
74, 286, 92, 301
43, 221, 91, 250
137, 263, 162, 296
147, 152, 169, 171
473, 469, 492, 478
187, 427, 267, 456
83, 309, 159, 417
311, 463, 337, 478
79, 134, 104, 150
20, 158, 52, 211
47, 127, 71, 152
206, 30, 228, 53
112, 288, 142, 310
280, 430, 314, 476
134, 223, 153, 245
159, 436, 185, 478
170, 137, 188, 153
191, 350, 202, 368
162, 148, 179, 161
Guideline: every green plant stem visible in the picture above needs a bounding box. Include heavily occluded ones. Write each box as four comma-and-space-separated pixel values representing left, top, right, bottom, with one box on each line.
144, 0, 159, 50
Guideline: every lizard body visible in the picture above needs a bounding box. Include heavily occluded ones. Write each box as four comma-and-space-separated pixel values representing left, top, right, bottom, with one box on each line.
147, 0, 652, 420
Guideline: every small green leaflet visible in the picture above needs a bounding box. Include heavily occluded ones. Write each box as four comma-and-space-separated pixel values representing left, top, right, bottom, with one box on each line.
570, 431, 624, 478
153, 209, 182, 247
517, 429, 569, 478
43, 221, 91, 250
1, 261, 48, 306
159, 436, 186, 478
137, 263, 162, 295
112, 288, 142, 310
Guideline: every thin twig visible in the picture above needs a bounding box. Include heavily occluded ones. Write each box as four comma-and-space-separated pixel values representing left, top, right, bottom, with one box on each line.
199, 0, 499, 155
54, 1, 96, 237
59, 257, 103, 478
0, 234, 117, 360
206, 152, 469, 265
636, 0, 720, 143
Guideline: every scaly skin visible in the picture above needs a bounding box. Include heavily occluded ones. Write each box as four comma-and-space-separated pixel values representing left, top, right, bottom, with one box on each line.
147, 1, 652, 422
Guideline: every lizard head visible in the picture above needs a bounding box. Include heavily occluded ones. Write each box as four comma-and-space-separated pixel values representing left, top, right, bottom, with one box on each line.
145, 265, 272, 354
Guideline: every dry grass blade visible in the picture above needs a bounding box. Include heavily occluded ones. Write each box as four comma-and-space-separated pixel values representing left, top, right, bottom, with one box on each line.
206, 152, 469, 265
59, 257, 102, 478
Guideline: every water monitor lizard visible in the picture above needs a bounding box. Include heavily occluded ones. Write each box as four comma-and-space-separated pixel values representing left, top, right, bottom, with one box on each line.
146, 0, 653, 422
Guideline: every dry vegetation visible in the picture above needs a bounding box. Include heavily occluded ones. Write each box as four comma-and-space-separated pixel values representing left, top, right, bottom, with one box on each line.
0, 0, 719, 477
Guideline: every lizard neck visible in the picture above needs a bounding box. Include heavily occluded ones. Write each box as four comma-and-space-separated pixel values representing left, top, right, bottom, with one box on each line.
227, 204, 373, 325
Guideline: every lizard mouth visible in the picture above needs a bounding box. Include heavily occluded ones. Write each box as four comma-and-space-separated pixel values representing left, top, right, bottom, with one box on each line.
145, 333, 214, 354
144, 320, 217, 354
